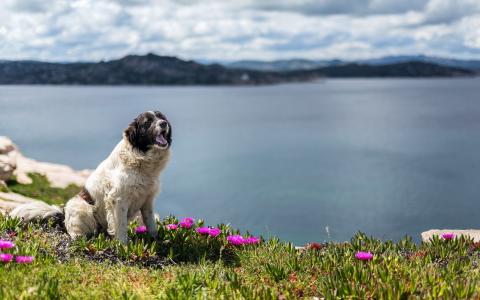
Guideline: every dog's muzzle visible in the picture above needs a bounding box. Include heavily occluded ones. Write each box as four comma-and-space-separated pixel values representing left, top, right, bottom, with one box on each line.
154, 120, 169, 147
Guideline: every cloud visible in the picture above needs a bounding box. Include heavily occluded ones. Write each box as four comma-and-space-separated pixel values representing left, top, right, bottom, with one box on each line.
9, 0, 50, 13
247, 0, 429, 16
111, 0, 150, 5
0, 0, 478, 62
420, 0, 480, 25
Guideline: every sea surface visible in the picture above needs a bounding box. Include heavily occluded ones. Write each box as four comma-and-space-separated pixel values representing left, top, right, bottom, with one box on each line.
1, 78, 480, 245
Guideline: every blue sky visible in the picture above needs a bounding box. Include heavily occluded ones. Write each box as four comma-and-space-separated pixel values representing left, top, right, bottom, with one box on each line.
0, 0, 479, 61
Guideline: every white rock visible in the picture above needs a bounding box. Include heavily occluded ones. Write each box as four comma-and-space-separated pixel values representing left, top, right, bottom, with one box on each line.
0, 191, 45, 213
0, 136, 18, 181
0, 136, 91, 188
421, 229, 480, 242
0, 136, 93, 213
15, 153, 91, 188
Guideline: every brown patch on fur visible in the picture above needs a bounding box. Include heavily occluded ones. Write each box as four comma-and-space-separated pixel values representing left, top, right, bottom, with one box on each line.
78, 187, 95, 205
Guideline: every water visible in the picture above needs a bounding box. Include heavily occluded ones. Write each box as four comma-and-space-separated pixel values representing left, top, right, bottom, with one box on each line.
1, 79, 480, 245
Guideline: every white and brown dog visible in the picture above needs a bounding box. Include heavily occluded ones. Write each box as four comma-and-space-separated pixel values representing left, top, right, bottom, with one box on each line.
11, 111, 172, 243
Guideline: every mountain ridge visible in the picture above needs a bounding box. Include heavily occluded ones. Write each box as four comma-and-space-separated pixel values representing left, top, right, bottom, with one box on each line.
226, 55, 480, 72
0, 53, 475, 85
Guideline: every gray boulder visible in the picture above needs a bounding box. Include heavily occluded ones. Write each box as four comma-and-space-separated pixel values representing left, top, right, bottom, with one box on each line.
0, 136, 18, 183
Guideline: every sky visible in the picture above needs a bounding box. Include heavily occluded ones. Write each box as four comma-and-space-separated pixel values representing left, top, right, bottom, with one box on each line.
0, 0, 479, 62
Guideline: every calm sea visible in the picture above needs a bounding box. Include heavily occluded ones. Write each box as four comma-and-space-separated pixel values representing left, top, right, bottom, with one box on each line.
1, 79, 480, 244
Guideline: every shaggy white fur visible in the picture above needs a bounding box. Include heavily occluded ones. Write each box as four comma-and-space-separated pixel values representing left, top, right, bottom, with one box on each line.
11, 111, 171, 243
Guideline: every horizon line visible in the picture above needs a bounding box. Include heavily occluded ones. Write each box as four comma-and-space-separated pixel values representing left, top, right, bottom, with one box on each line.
1, 52, 480, 65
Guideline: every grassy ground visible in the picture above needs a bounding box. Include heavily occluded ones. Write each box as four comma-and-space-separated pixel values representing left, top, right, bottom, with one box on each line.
2, 174, 480, 299
5, 173, 80, 205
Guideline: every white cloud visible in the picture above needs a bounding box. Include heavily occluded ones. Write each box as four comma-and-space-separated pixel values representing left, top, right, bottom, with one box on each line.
421, 0, 480, 24
245, 0, 428, 16
0, 0, 479, 62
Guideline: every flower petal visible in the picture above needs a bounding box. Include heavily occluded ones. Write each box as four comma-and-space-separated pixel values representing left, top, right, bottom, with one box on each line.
15, 256, 34, 264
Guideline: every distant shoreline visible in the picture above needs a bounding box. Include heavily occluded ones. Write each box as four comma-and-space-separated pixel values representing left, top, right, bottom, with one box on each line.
0, 76, 479, 88
0, 53, 475, 86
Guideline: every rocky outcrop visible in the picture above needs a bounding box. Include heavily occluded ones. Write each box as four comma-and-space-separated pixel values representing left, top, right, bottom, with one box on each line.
0, 136, 90, 188
15, 154, 90, 188
0, 191, 45, 213
0, 136, 91, 213
0, 136, 17, 183
421, 229, 480, 242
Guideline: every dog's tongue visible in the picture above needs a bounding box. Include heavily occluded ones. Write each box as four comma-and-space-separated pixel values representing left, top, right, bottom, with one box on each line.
156, 135, 167, 145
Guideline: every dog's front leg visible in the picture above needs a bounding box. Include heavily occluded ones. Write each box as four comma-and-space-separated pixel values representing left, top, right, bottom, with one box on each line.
106, 196, 129, 244
141, 197, 158, 239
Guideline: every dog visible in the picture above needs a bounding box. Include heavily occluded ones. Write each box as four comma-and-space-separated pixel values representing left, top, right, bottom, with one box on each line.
10, 111, 172, 243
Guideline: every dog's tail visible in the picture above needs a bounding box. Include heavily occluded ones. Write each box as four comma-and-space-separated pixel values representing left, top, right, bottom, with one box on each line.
10, 201, 64, 224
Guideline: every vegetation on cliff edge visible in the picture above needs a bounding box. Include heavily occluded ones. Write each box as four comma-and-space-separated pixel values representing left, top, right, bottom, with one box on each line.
1, 174, 480, 299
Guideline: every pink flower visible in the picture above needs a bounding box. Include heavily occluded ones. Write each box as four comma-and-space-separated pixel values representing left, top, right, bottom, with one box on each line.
166, 224, 178, 230
441, 233, 455, 240
0, 240, 14, 249
355, 251, 373, 261
244, 236, 261, 245
15, 256, 34, 264
196, 227, 210, 235
135, 226, 147, 234
180, 221, 192, 229
227, 235, 261, 245
208, 228, 221, 237
181, 217, 195, 224
227, 235, 245, 245
0, 253, 13, 263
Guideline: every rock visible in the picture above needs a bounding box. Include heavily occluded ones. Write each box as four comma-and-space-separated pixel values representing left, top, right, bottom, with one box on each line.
421, 229, 480, 242
0, 136, 91, 188
15, 153, 91, 188
0, 136, 18, 182
0, 191, 45, 213
0, 136, 92, 213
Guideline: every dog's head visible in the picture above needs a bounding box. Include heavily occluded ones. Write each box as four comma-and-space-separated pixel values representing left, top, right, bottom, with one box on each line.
124, 111, 172, 152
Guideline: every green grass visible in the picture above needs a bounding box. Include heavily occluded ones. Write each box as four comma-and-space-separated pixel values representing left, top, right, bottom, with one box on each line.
5, 173, 80, 205
1, 215, 480, 299
0, 183, 9, 193
2, 177, 480, 298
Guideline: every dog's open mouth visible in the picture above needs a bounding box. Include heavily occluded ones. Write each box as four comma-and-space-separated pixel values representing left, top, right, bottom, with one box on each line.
154, 132, 168, 147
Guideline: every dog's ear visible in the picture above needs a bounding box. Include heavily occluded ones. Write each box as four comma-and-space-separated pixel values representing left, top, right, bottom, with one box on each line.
124, 120, 139, 149
125, 116, 152, 152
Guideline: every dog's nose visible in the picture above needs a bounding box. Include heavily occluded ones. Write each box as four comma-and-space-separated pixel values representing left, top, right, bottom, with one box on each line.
159, 120, 168, 129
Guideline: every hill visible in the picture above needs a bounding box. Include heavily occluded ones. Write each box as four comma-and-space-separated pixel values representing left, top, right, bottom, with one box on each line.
297, 61, 474, 78
226, 59, 344, 71
0, 54, 474, 85
226, 55, 480, 72
0, 54, 293, 85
